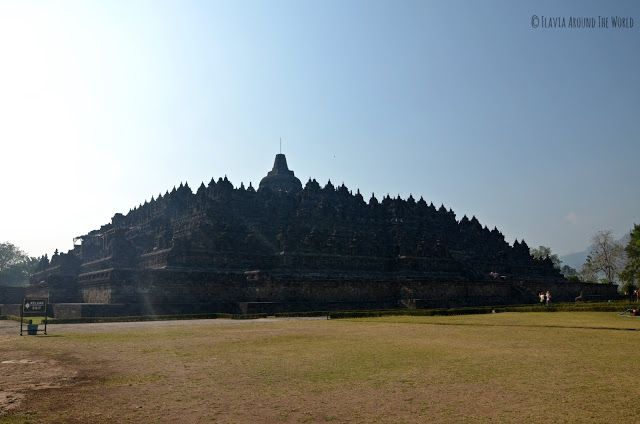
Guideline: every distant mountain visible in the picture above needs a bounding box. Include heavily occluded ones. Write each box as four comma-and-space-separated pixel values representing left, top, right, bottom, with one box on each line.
620, 233, 631, 246
559, 249, 589, 270
560, 233, 631, 270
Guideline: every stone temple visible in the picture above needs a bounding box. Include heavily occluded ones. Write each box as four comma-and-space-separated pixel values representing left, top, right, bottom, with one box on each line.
22, 154, 615, 317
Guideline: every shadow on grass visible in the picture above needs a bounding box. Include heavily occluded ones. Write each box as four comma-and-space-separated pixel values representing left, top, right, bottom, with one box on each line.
345, 320, 640, 332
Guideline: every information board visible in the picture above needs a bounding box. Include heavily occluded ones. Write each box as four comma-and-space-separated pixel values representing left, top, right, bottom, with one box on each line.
22, 298, 47, 315
20, 297, 49, 336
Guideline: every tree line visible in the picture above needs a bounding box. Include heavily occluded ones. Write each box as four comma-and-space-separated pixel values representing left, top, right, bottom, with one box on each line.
530, 225, 640, 294
0, 242, 46, 287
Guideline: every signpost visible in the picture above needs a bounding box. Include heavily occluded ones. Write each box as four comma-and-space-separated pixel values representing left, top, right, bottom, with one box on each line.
20, 297, 49, 336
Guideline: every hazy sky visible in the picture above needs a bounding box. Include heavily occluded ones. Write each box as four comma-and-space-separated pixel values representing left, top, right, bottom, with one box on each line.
1, 0, 638, 259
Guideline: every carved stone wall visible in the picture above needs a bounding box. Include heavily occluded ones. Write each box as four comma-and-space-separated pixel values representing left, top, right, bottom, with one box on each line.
76, 268, 618, 315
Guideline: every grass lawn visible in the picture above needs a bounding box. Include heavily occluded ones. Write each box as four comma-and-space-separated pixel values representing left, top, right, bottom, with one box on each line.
1, 312, 639, 423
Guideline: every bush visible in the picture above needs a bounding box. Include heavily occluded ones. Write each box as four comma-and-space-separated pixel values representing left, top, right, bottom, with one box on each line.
620, 280, 638, 296
328, 302, 639, 319
274, 311, 330, 318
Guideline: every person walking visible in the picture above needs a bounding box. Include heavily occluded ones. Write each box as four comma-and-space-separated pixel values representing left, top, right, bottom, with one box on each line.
545, 290, 551, 306
539, 292, 545, 306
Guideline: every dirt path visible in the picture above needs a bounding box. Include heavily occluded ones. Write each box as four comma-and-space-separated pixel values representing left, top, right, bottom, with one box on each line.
0, 317, 324, 418
0, 321, 80, 416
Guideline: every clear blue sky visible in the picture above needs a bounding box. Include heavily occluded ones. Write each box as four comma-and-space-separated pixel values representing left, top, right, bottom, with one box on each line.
1, 0, 638, 258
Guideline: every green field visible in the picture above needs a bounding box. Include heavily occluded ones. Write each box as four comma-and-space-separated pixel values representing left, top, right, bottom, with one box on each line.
1, 312, 639, 423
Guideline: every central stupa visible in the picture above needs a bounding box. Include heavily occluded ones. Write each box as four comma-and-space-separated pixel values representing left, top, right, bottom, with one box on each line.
258, 153, 303, 193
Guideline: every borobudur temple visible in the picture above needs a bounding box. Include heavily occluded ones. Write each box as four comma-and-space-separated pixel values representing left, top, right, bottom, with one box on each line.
26, 154, 615, 317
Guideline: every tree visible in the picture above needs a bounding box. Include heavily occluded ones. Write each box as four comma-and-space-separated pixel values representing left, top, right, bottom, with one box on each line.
580, 262, 599, 283
560, 264, 579, 279
530, 245, 561, 269
0, 242, 40, 286
620, 224, 640, 286
0, 242, 28, 272
581, 230, 625, 284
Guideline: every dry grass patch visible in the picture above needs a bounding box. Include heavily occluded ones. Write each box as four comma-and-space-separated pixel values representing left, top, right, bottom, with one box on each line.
0, 313, 639, 423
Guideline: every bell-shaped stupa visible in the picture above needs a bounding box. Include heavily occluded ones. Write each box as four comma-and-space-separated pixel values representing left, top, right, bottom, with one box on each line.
258, 153, 303, 193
